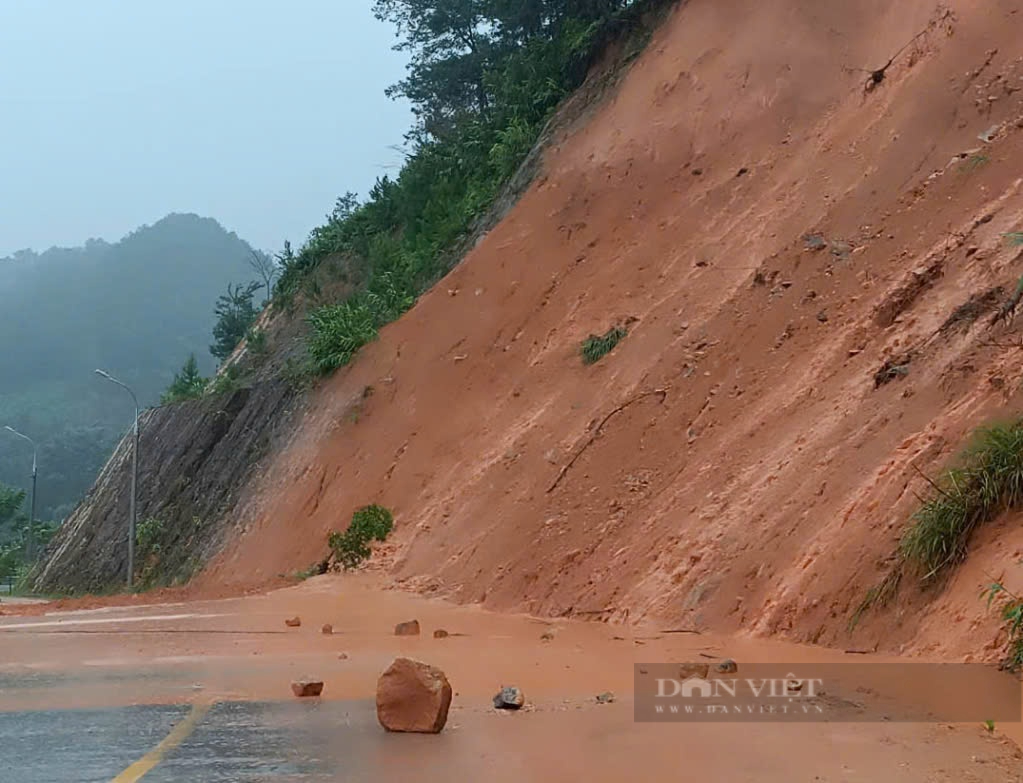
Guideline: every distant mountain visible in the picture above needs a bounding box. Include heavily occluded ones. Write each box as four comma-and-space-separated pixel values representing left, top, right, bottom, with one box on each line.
0, 213, 260, 520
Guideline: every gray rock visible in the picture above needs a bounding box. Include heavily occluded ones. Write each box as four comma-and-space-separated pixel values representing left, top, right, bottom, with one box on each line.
493, 686, 525, 710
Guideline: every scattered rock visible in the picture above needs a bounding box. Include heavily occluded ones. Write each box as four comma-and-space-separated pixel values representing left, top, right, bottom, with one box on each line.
804, 233, 827, 251
874, 354, 912, 388
291, 679, 324, 698
395, 620, 421, 636
321, 624, 333, 635
692, 168, 703, 176
433, 629, 449, 639
715, 659, 739, 674
285, 616, 301, 628
736, 167, 749, 177
338, 652, 349, 660
678, 663, 710, 680
376, 657, 452, 733
493, 686, 525, 710
596, 691, 615, 704
540, 630, 555, 642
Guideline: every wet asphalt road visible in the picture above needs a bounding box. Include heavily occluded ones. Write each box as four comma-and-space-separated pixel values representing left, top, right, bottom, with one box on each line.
0, 700, 385, 782
0, 704, 189, 782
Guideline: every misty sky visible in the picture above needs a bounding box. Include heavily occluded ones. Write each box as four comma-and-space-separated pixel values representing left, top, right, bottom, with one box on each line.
0, 1, 412, 257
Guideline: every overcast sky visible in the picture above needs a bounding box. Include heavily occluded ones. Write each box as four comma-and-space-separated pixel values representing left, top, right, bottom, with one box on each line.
0, 1, 412, 257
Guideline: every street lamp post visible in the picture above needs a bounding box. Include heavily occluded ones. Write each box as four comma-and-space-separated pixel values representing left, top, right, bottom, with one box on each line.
95, 369, 140, 590
2, 426, 37, 561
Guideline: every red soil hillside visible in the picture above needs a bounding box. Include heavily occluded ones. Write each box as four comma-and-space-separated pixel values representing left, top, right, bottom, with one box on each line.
204, 0, 1023, 659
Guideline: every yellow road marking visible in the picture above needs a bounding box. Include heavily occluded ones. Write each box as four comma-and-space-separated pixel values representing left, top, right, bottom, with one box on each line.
111, 701, 213, 782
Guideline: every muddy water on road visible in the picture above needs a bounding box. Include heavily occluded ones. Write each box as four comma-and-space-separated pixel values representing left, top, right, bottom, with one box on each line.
1, 575, 1020, 781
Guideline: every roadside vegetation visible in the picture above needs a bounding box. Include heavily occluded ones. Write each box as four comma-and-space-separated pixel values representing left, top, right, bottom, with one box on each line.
901, 420, 1023, 581
983, 581, 1023, 671
0, 483, 56, 589
136, 517, 165, 558
161, 355, 207, 404
329, 505, 395, 570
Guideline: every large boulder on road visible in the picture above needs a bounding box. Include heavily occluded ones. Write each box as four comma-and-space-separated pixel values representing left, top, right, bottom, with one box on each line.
376, 657, 452, 733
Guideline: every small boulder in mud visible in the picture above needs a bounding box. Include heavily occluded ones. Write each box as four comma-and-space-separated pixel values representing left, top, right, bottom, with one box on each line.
284, 616, 302, 628
321, 624, 333, 635
678, 663, 710, 680
715, 659, 738, 674
291, 679, 324, 698
433, 629, 449, 639
376, 658, 452, 733
395, 620, 421, 636
493, 686, 525, 710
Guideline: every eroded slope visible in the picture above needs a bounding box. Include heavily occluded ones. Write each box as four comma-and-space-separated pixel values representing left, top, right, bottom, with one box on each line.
206, 0, 1023, 658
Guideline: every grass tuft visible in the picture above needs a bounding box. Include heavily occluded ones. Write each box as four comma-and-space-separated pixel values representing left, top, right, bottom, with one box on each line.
849, 569, 903, 631
983, 581, 1023, 671
581, 326, 628, 365
208, 364, 244, 396
901, 421, 1023, 580
856, 418, 1023, 629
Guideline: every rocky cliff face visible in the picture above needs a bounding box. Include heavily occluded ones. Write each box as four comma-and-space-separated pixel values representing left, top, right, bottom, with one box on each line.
31, 378, 301, 593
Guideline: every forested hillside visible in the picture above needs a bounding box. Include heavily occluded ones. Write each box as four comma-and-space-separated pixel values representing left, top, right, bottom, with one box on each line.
0, 213, 258, 520
275, 0, 662, 372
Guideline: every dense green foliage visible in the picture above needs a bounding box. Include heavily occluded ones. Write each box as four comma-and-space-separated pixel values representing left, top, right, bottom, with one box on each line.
581, 326, 628, 364
0, 485, 26, 549
276, 0, 660, 374
901, 420, 1023, 580
136, 517, 165, 558
0, 214, 259, 520
328, 504, 395, 571
161, 355, 208, 404
0, 482, 55, 584
210, 282, 262, 361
